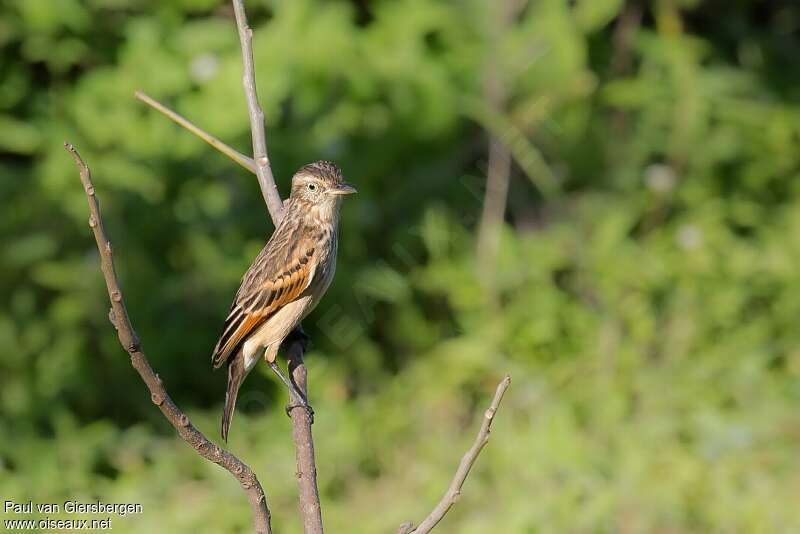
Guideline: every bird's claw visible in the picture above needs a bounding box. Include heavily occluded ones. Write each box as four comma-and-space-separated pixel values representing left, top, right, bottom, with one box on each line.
285, 399, 315, 423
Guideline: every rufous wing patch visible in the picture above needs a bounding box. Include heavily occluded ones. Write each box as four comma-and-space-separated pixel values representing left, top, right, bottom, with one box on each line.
211, 247, 317, 368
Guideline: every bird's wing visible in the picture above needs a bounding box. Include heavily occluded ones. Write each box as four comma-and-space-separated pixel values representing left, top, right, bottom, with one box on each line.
212, 235, 317, 369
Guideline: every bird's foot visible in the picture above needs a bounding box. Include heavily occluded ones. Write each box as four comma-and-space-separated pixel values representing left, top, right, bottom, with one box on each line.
268, 360, 315, 423
285, 397, 315, 423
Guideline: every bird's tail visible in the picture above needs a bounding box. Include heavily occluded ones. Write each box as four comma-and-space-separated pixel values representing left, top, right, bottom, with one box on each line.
221, 352, 246, 442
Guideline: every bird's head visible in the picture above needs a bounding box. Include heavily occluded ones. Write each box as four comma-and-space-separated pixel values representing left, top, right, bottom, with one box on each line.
289, 161, 356, 207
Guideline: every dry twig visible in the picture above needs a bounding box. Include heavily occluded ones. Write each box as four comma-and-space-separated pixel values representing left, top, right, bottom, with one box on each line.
231, 0, 284, 224
229, 1, 324, 531
134, 90, 256, 174
136, 3, 325, 528
286, 337, 324, 533
65, 143, 272, 534
398, 375, 512, 534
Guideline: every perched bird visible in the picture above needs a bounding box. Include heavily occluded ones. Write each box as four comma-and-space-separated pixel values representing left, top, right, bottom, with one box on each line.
212, 161, 356, 441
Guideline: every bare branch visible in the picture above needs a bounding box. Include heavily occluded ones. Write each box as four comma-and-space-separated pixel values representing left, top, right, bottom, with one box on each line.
230, 2, 324, 531
286, 337, 324, 534
135, 4, 327, 531
65, 142, 272, 534
231, 0, 284, 224
401, 375, 512, 534
134, 90, 256, 174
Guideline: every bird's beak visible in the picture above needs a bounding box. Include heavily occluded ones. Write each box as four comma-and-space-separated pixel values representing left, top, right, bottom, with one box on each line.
328, 183, 357, 196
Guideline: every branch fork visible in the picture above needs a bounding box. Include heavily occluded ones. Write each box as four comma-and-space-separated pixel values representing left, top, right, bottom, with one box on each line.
70, 1, 513, 532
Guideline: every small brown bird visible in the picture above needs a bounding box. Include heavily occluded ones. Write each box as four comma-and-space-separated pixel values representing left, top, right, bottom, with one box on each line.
212, 161, 356, 441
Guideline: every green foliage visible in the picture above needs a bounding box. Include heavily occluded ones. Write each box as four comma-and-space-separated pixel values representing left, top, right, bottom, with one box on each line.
3, 0, 800, 531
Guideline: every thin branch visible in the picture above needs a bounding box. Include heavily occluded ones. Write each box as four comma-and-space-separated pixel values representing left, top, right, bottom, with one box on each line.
134, 90, 256, 174
231, 0, 284, 224
399, 375, 512, 534
286, 336, 324, 534
65, 142, 272, 534
230, 1, 324, 532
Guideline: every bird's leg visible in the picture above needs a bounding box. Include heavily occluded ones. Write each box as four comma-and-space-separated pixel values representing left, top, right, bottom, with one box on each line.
284, 366, 315, 424
281, 326, 315, 422
267, 360, 309, 411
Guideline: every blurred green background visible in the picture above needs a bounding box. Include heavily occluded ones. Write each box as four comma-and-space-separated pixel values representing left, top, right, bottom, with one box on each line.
2, 0, 800, 531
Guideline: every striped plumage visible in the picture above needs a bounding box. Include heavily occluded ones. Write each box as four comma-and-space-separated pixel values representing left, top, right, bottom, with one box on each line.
212, 161, 355, 441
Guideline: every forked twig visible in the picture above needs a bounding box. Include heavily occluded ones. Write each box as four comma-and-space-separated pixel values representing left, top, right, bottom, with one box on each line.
134, 90, 256, 174
131, 3, 512, 532
134, 1, 325, 530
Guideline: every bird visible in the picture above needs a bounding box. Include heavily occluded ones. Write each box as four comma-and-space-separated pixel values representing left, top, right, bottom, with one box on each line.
212, 160, 356, 441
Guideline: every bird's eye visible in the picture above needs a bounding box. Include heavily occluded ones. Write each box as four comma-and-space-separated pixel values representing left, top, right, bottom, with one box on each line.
307, 183, 317, 192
